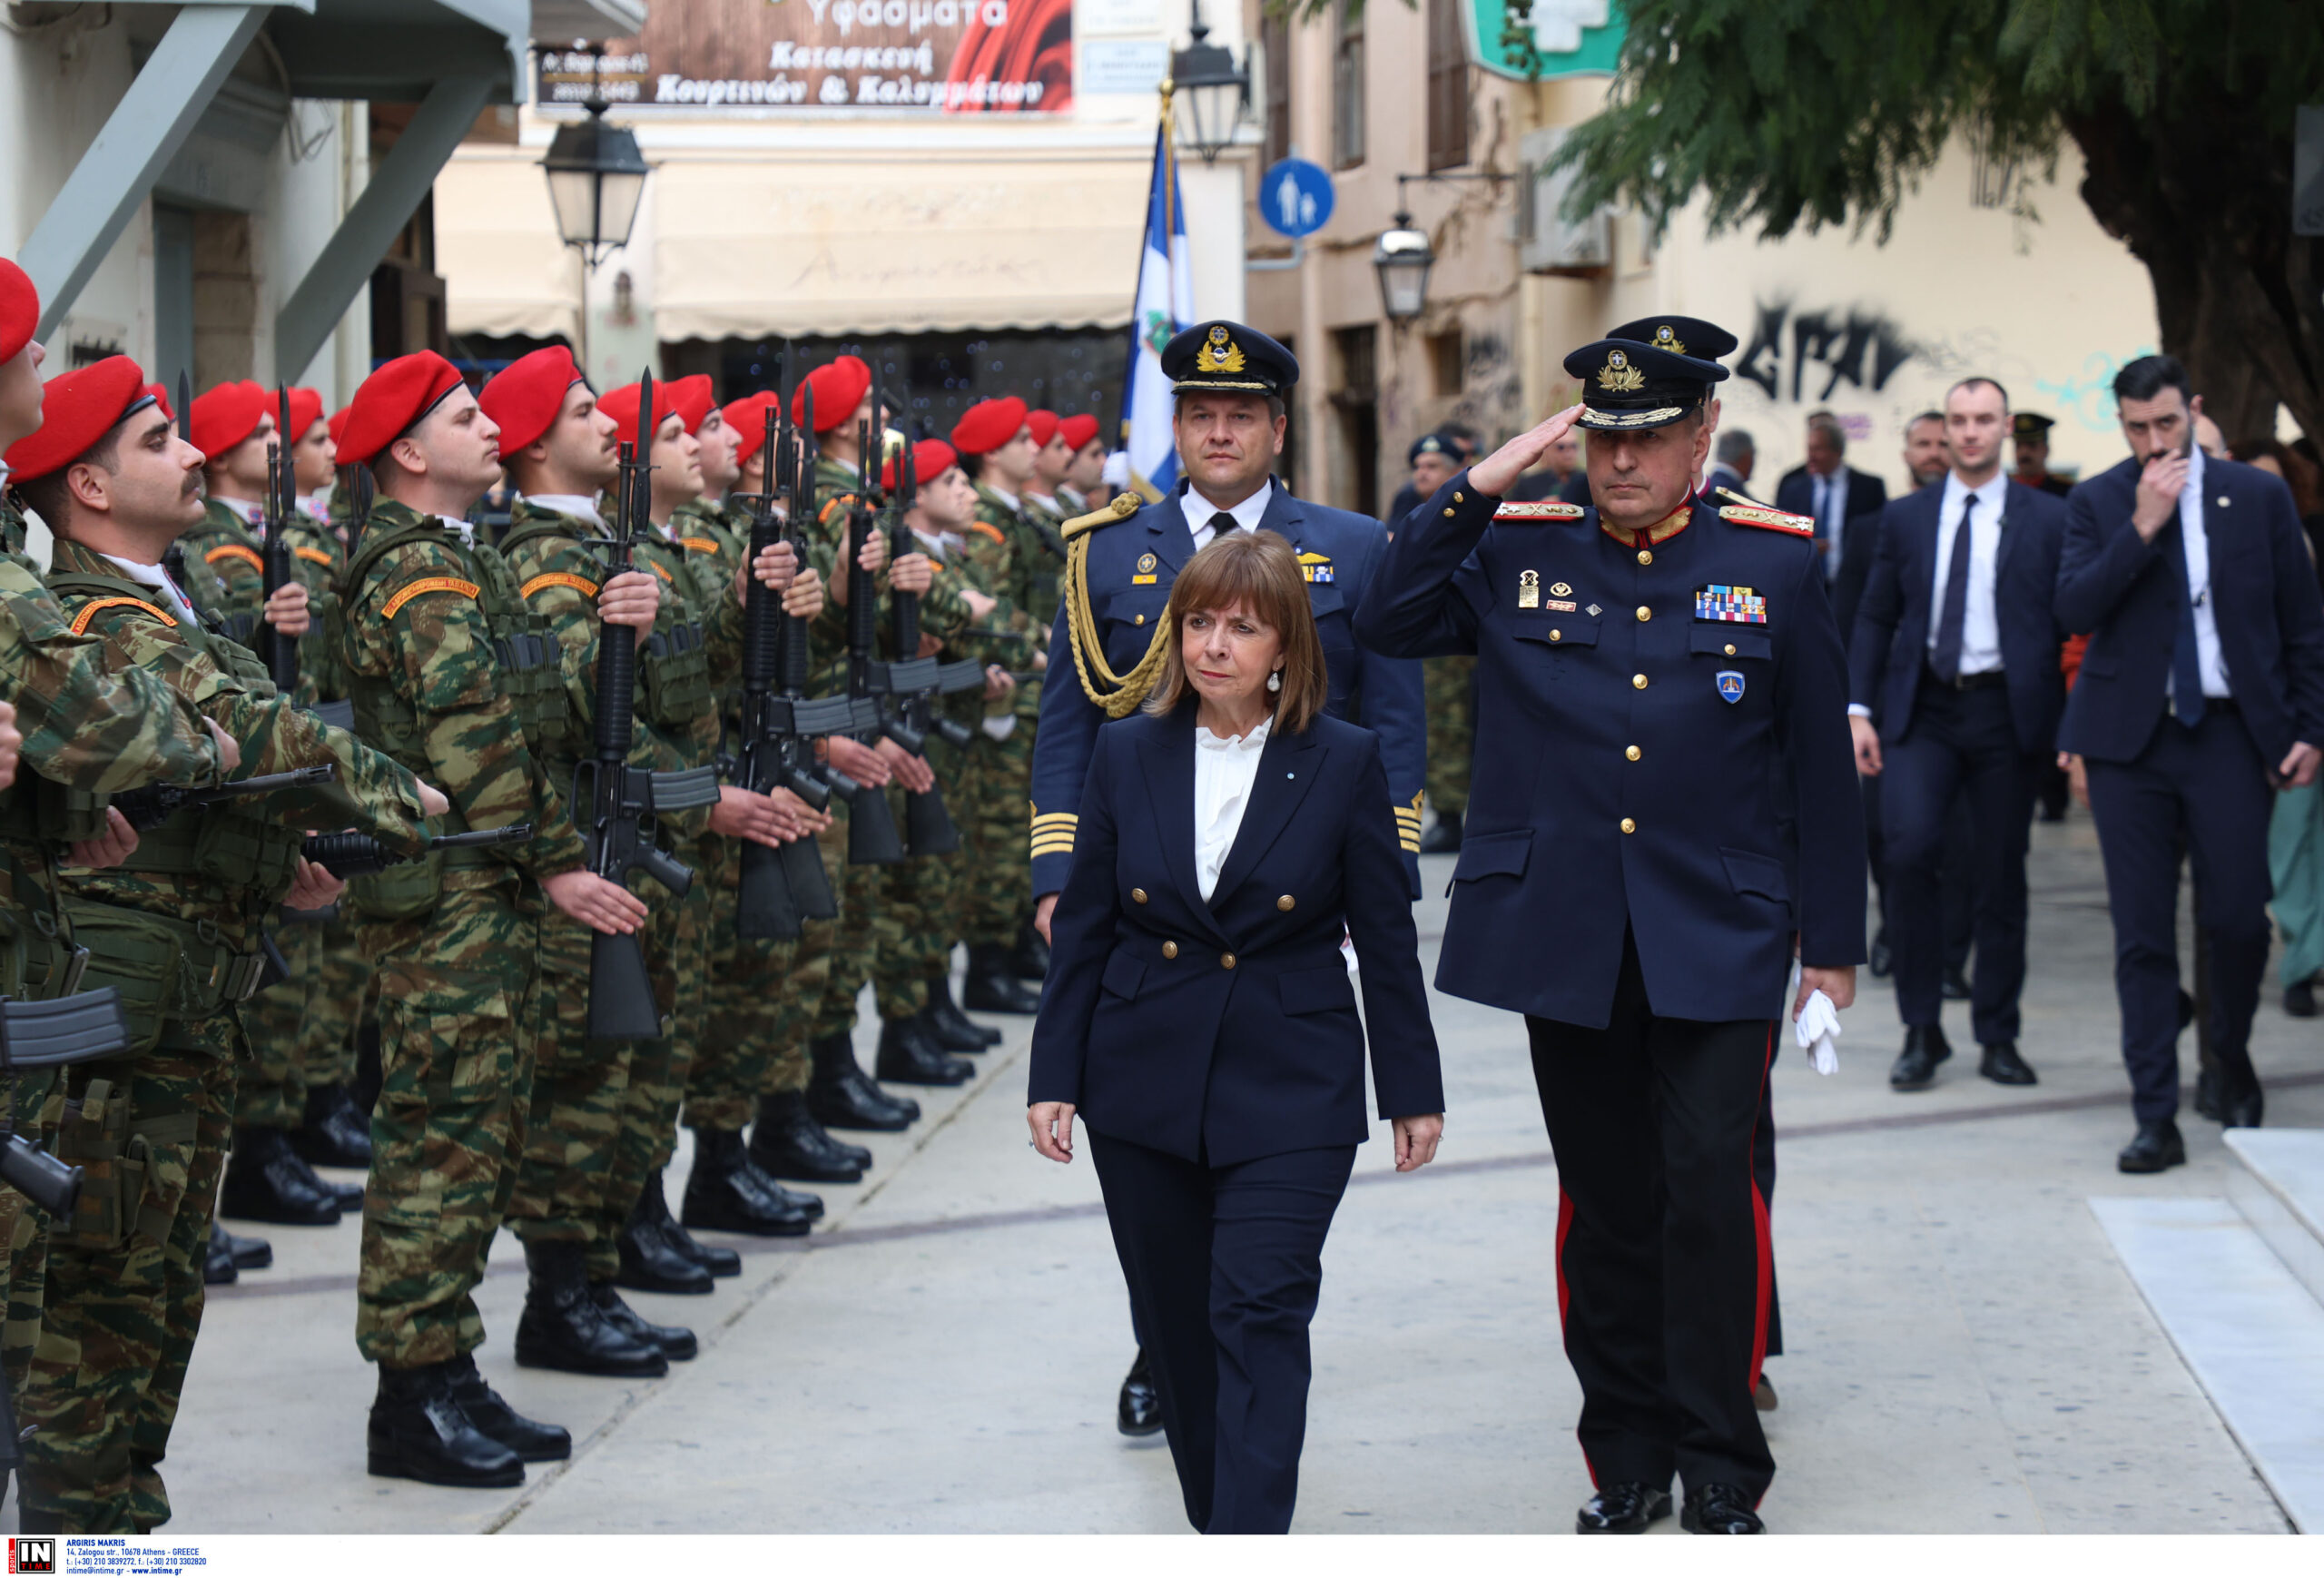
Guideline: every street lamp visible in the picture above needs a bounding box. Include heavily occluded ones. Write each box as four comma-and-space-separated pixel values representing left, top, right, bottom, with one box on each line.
1373, 212, 1434, 324
540, 46, 649, 366
1170, 0, 1249, 163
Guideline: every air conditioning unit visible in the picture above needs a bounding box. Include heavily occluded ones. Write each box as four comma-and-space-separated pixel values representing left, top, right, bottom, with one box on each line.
1519, 126, 1612, 275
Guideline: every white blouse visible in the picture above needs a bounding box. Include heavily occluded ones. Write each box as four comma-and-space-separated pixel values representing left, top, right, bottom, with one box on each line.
1193, 715, 1271, 902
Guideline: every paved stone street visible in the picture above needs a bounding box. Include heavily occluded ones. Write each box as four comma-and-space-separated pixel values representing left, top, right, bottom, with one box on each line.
77, 810, 2320, 1534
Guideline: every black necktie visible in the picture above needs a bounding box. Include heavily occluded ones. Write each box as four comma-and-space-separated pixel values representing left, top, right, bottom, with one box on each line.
1208, 511, 1239, 540
2164, 516, 2207, 728
1931, 495, 1976, 682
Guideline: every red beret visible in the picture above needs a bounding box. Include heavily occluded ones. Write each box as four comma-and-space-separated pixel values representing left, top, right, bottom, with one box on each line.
1059, 412, 1099, 451
883, 439, 958, 492
144, 383, 174, 422
721, 390, 778, 445
3, 355, 155, 482
340, 351, 466, 468
287, 387, 325, 442
791, 355, 871, 435
478, 345, 583, 457
191, 380, 269, 459
598, 380, 679, 444
950, 396, 1028, 458
0, 259, 35, 366
667, 374, 717, 435
327, 405, 352, 449
1026, 409, 1059, 449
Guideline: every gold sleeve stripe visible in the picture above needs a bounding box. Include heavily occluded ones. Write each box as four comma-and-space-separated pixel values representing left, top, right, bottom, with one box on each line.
1399, 833, 1423, 853
294, 546, 336, 567
1029, 814, 1079, 828
1029, 836, 1077, 855
522, 571, 601, 600
69, 596, 176, 635
206, 543, 264, 573
382, 576, 482, 621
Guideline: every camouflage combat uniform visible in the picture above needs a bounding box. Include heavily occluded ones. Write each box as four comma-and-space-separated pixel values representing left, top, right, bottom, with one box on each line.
958, 485, 1041, 959
337, 499, 588, 1372
1423, 654, 1475, 824
22, 538, 424, 1533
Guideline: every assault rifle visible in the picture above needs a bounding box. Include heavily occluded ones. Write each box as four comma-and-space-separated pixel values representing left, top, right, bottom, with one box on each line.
874, 439, 985, 857
260, 386, 300, 695
111, 764, 338, 833
302, 824, 533, 880
574, 372, 721, 1040
729, 387, 854, 939
835, 390, 907, 867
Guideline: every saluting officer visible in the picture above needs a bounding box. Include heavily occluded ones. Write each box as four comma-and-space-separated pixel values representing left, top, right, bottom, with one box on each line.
1354, 336, 1864, 1535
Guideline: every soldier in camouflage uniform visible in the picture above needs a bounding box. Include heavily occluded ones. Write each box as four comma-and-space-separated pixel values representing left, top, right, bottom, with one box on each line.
180, 380, 370, 1228
2, 356, 433, 1533
1054, 410, 1108, 516
1404, 435, 1472, 854
335, 350, 656, 1490
0, 279, 229, 1417
947, 398, 1046, 1015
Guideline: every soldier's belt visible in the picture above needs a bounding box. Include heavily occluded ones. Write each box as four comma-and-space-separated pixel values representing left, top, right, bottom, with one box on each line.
52, 894, 270, 1055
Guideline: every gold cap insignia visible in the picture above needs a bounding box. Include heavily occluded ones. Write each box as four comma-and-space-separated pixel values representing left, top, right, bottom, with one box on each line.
1196, 327, 1246, 375
1599, 349, 1645, 393
1136, 551, 1157, 573
1652, 324, 1686, 354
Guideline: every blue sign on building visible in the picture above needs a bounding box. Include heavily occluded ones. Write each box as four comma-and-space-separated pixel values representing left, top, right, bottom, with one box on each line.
1258, 158, 1335, 241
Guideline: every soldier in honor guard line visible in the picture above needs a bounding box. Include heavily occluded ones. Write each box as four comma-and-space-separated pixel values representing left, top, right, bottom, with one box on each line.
1029, 320, 1426, 1442
1354, 333, 1865, 1534
1055, 412, 1108, 516
3, 354, 444, 1532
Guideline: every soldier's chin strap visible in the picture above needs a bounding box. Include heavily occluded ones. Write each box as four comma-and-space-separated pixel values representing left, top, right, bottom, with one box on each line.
1061, 494, 1169, 719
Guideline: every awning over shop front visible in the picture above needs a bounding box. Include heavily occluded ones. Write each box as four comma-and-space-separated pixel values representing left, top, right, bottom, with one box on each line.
650, 151, 1146, 340
436, 152, 583, 341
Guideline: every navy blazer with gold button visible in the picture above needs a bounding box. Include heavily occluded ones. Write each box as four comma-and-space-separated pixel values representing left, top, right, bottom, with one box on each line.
1028, 703, 1443, 1168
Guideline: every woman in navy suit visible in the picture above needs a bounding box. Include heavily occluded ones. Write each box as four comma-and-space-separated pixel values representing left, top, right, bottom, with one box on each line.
1028, 530, 1444, 1534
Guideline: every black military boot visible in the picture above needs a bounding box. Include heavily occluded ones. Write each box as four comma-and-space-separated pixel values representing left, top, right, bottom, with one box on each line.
514, 1239, 668, 1377
204, 1221, 239, 1286
616, 1177, 723, 1291
807, 1033, 921, 1130
589, 1283, 697, 1362
367, 1360, 526, 1487
1009, 918, 1050, 981
750, 1090, 869, 1182
963, 943, 1041, 1013
740, 1152, 823, 1221
926, 974, 1002, 1048
876, 1015, 974, 1086
615, 1190, 715, 1296
444, 1354, 570, 1461
633, 1173, 741, 1277
221, 1126, 341, 1226
290, 1081, 373, 1169
680, 1128, 813, 1238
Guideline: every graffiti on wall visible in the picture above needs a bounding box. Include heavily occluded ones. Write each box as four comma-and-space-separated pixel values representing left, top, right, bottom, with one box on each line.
1736, 301, 1920, 407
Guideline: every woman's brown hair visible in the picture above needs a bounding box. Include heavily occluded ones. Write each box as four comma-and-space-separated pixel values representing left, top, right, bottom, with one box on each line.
1143, 530, 1331, 734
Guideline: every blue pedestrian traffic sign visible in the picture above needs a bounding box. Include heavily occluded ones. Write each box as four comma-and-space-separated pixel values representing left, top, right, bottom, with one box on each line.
1259, 158, 1335, 240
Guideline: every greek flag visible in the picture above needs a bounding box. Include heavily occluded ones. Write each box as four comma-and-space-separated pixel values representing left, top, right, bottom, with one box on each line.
1122, 114, 1193, 499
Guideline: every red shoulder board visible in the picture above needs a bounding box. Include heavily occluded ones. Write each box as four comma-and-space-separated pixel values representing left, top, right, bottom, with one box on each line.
1492, 500, 1585, 521
1719, 503, 1815, 537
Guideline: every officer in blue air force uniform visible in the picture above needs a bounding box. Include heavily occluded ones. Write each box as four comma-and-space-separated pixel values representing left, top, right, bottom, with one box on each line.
1029, 321, 1427, 920
1354, 336, 1866, 1535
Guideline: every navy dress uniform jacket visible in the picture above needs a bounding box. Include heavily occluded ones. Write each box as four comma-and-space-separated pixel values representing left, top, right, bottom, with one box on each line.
1849, 478, 2070, 754
1353, 475, 1867, 1028
1027, 705, 1443, 1167
2054, 454, 2324, 764
1031, 482, 1427, 900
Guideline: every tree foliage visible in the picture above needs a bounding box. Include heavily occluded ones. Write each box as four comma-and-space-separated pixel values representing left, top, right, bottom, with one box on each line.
1552, 0, 2324, 443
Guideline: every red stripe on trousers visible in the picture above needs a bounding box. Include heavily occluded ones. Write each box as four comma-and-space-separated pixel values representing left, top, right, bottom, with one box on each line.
1555, 1188, 1597, 1488
1748, 1023, 1775, 1392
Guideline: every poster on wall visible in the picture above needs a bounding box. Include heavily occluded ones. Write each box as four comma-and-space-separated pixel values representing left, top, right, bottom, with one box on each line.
537, 0, 1074, 114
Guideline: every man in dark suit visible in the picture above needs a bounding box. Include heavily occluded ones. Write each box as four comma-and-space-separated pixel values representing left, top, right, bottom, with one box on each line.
1706, 429, 1755, 505
1776, 412, 1888, 599
1358, 334, 1864, 1535
2055, 354, 2324, 1171
1850, 378, 2068, 1090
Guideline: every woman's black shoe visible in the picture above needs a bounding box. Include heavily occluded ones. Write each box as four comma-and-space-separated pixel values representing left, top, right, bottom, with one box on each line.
589, 1283, 697, 1362
1681, 1484, 1764, 1534
367, 1361, 526, 1487
514, 1240, 668, 1377
681, 1129, 814, 1238
1117, 1347, 1164, 1436
875, 1016, 973, 1086
926, 977, 1002, 1048
807, 1033, 920, 1130
1576, 1483, 1672, 1534
445, 1355, 570, 1461
2117, 1119, 2187, 1174
750, 1090, 868, 1182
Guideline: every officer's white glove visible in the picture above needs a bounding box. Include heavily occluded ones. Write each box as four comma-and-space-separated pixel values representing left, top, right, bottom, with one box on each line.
1793, 988, 1841, 1075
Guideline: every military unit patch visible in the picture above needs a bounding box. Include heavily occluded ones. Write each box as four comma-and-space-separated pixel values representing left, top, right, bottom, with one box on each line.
1695, 585, 1768, 624
1718, 670, 1747, 704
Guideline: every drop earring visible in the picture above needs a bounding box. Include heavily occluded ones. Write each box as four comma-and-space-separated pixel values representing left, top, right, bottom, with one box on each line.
1267, 669, 1283, 693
